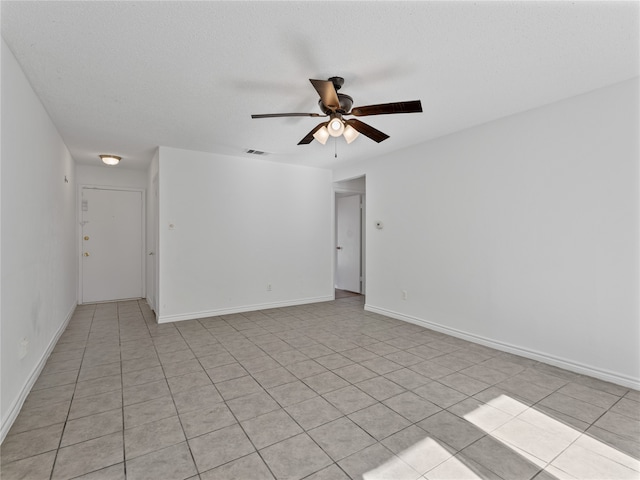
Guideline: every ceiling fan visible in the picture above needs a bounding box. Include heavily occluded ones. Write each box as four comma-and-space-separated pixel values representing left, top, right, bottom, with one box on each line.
251, 77, 422, 145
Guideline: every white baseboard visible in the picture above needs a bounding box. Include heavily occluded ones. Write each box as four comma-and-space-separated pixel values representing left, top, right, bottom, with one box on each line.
157, 295, 334, 324
365, 304, 640, 391
1, 302, 77, 443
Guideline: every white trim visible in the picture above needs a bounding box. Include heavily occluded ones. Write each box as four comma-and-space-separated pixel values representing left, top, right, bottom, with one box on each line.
158, 296, 334, 324
333, 173, 366, 195
330, 188, 336, 299
334, 185, 365, 195
80, 297, 143, 305
0, 302, 77, 443
365, 304, 640, 390
146, 173, 159, 312
77, 185, 146, 304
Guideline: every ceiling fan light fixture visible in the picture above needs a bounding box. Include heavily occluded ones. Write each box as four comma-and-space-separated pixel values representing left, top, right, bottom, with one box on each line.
99, 154, 121, 166
343, 125, 360, 144
313, 126, 329, 145
252, 78, 421, 145
328, 116, 345, 137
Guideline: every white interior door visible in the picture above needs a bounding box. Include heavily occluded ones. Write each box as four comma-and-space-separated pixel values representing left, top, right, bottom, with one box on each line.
336, 194, 361, 293
81, 188, 143, 303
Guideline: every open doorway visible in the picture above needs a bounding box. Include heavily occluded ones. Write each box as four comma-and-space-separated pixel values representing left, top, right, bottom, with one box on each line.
334, 176, 365, 299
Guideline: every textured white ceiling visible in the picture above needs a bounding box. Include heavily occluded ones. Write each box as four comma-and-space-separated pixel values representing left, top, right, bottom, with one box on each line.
2, 1, 638, 170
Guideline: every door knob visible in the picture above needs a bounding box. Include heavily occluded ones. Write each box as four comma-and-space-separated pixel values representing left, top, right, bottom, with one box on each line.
84, 252, 90, 257
84, 236, 90, 241
336, 246, 343, 250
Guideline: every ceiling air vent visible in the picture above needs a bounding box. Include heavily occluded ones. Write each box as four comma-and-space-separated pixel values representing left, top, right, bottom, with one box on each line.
245, 149, 268, 156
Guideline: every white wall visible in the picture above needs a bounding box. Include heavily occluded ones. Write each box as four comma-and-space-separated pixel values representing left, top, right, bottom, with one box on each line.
76, 164, 148, 189
157, 147, 333, 322
1, 39, 78, 439
334, 78, 639, 388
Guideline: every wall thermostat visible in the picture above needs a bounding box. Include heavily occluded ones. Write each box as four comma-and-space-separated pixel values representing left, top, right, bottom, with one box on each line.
375, 221, 384, 229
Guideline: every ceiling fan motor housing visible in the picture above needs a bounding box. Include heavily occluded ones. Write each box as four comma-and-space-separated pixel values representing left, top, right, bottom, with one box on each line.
317, 76, 353, 114
319, 93, 353, 115
328, 76, 344, 90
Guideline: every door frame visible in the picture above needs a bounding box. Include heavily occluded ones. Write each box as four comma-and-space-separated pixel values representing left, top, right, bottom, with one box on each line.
148, 173, 159, 313
77, 185, 146, 304
333, 176, 366, 297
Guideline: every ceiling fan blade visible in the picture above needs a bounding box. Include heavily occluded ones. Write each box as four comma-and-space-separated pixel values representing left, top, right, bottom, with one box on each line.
345, 119, 389, 143
350, 100, 422, 117
309, 79, 340, 112
251, 113, 325, 119
298, 122, 328, 145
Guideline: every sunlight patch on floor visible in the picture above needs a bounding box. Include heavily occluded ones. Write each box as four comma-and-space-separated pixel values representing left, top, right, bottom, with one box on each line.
463, 394, 640, 479
360, 393, 638, 480
363, 437, 479, 480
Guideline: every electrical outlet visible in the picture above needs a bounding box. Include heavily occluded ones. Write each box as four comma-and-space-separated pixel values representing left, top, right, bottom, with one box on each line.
267, 284, 272, 292
402, 290, 408, 300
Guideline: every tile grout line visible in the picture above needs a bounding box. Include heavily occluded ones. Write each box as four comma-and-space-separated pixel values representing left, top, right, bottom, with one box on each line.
122, 299, 184, 472
48, 303, 96, 480
159, 311, 220, 478
119, 301, 128, 479
175, 308, 352, 478
192, 310, 317, 478
209, 310, 349, 479
193, 308, 419, 479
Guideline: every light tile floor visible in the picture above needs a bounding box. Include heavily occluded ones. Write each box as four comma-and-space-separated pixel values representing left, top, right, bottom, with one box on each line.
2, 297, 639, 480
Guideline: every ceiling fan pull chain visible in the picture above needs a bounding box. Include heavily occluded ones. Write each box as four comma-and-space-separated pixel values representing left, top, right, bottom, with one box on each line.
335, 137, 338, 158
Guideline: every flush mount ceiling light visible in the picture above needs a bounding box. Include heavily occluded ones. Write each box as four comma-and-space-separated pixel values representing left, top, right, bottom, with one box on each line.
99, 154, 121, 166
